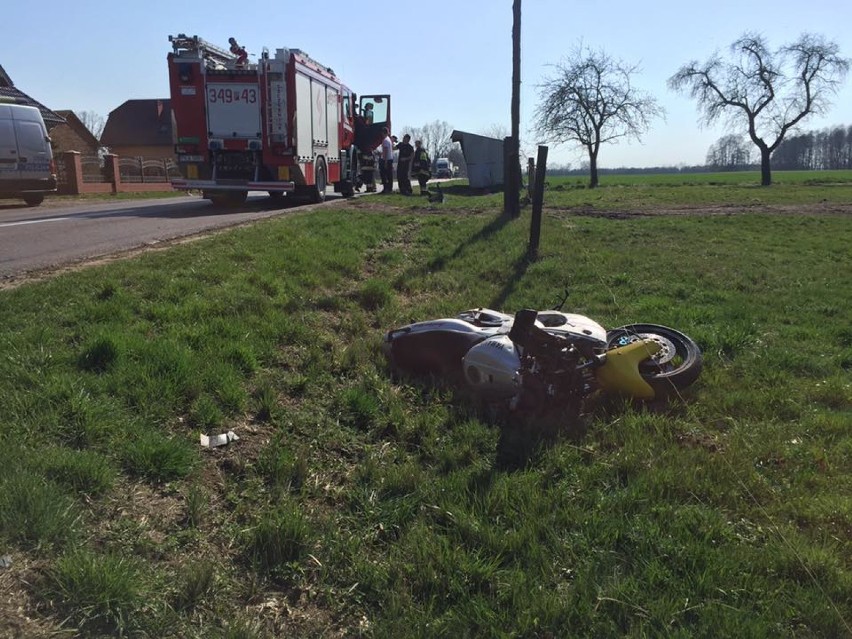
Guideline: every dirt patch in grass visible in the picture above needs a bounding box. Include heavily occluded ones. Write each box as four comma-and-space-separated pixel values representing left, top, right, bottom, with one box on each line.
0, 558, 65, 639
246, 589, 357, 639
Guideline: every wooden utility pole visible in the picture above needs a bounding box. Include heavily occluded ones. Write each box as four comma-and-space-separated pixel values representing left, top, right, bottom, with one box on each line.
504, 0, 521, 217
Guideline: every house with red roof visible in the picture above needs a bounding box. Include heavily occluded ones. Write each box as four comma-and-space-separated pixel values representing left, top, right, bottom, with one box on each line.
100, 99, 174, 159
51, 111, 102, 156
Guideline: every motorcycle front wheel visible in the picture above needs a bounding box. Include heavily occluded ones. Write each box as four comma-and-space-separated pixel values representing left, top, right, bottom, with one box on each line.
606, 324, 703, 399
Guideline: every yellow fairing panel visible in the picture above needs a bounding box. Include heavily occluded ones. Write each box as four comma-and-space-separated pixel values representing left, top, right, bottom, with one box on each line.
596, 339, 661, 400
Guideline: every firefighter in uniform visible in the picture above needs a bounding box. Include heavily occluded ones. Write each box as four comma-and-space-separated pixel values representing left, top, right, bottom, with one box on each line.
395, 134, 414, 195
358, 103, 377, 192
412, 140, 432, 196
228, 38, 248, 68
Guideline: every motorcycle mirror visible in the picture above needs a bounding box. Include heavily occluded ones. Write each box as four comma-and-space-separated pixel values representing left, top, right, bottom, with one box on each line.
553, 287, 570, 311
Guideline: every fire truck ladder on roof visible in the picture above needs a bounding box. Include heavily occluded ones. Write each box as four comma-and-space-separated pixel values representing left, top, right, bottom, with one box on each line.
169, 34, 235, 67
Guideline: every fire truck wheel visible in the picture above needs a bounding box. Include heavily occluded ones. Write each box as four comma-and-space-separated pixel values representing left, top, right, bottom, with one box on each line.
312, 159, 327, 203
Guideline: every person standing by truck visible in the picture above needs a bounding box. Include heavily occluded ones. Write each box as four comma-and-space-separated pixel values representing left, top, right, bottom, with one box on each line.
412, 139, 431, 196
394, 133, 414, 195
379, 127, 394, 194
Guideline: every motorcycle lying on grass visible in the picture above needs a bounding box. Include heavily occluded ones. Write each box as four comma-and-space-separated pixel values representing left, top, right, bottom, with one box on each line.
382, 305, 703, 427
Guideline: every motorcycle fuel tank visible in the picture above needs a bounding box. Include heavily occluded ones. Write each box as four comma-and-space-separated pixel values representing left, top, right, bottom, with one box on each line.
462, 334, 521, 398
534, 311, 607, 345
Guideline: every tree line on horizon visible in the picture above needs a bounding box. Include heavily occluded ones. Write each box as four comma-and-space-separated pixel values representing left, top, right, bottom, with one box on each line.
539, 120, 852, 176
771, 124, 852, 171
700, 125, 852, 172
680, 123, 852, 173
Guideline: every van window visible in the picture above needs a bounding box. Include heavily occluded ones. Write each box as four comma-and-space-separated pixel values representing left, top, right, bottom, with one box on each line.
15, 121, 48, 160
0, 120, 14, 149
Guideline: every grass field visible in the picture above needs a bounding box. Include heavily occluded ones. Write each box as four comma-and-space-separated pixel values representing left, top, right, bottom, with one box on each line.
1, 176, 851, 637
555, 169, 852, 187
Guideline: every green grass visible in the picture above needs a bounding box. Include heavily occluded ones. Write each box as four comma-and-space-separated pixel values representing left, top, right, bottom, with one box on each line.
541, 169, 852, 207
0, 181, 850, 636
41, 549, 145, 635
560, 169, 852, 187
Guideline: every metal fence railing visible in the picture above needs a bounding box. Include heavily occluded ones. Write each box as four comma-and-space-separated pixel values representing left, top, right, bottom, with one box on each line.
118, 157, 181, 183
81, 155, 107, 183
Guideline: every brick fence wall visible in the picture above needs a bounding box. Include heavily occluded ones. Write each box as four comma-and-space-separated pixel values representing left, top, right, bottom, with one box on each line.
57, 151, 180, 195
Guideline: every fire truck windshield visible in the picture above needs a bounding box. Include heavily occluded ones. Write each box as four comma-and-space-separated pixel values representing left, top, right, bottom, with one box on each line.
361, 99, 388, 126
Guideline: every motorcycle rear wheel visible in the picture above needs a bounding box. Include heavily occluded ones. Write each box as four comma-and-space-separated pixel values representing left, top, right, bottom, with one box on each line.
606, 324, 703, 399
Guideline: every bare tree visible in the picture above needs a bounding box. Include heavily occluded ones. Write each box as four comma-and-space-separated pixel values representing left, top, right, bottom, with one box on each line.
405, 119, 454, 164
447, 143, 466, 176
77, 110, 106, 141
706, 134, 753, 169
477, 123, 537, 165
669, 33, 850, 185
479, 123, 510, 140
534, 44, 663, 188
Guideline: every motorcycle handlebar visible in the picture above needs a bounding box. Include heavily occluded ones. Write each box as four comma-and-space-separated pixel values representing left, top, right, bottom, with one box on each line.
508, 309, 569, 359
507, 309, 539, 344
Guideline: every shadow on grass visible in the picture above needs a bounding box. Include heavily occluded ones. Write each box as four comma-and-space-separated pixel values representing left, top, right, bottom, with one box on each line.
438, 183, 506, 198
495, 411, 588, 472
406, 376, 588, 474
397, 210, 515, 284
489, 250, 536, 310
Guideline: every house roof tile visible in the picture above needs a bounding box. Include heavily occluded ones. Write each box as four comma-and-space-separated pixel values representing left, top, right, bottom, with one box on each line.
100, 99, 173, 147
0, 64, 66, 127
54, 110, 102, 149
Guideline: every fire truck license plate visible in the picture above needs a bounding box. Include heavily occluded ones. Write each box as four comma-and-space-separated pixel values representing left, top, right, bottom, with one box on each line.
206, 83, 262, 139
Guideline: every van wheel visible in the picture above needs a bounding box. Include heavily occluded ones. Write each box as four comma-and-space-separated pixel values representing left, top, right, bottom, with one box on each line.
24, 195, 44, 206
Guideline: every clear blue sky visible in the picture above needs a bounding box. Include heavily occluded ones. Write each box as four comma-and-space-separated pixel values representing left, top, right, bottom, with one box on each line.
3, 0, 850, 168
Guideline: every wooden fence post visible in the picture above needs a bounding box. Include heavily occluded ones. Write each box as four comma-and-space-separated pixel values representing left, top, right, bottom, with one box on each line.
528, 145, 548, 260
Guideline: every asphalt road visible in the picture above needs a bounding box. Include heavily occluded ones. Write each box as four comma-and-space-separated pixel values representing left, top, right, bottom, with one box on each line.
0, 192, 334, 282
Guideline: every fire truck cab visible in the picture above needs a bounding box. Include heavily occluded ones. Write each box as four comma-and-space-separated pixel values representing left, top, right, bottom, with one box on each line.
167, 34, 390, 205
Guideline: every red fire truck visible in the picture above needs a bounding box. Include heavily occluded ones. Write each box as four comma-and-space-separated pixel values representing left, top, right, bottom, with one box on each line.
167, 34, 390, 205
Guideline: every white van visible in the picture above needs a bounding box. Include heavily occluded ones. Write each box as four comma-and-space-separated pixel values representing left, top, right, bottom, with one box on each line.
0, 102, 57, 206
